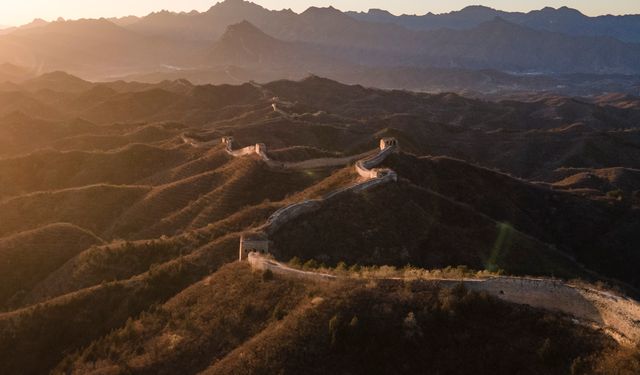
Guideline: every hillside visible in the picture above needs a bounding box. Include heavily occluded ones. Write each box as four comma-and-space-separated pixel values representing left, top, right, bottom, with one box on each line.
49, 264, 630, 375
0, 144, 195, 199
272, 153, 640, 287
0, 73, 639, 374
0, 223, 102, 310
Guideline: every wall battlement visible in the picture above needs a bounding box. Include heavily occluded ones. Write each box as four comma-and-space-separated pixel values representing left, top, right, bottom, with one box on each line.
225, 134, 640, 347
227, 137, 399, 261
239, 232, 269, 261
247, 252, 640, 346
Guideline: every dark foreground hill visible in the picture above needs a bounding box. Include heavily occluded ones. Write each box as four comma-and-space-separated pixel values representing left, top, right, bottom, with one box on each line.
0, 74, 639, 374
1, 263, 635, 375
49, 264, 624, 375
272, 153, 640, 288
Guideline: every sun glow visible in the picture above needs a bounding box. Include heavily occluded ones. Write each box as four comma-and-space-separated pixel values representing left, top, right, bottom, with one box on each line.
1, 0, 638, 27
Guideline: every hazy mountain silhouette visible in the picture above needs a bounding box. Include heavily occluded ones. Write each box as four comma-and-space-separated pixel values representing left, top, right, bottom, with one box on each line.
1, 1, 640, 93
0, 18, 202, 78
413, 17, 640, 74
0, 63, 34, 82
349, 5, 640, 43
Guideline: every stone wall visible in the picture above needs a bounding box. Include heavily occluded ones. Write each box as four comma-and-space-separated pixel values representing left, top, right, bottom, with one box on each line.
232, 135, 640, 346
264, 200, 323, 235
238, 234, 269, 261
246, 252, 640, 346
234, 138, 399, 261
281, 150, 374, 170
248, 252, 335, 282
462, 277, 640, 345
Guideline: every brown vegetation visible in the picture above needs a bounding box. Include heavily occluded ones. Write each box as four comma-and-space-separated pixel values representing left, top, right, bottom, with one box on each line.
1, 73, 640, 374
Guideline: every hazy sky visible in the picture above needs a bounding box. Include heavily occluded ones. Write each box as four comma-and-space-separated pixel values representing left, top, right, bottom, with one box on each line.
1, 0, 639, 27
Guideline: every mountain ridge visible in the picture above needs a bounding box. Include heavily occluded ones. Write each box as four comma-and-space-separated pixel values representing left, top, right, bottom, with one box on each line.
0, 70, 639, 373
2, 0, 640, 85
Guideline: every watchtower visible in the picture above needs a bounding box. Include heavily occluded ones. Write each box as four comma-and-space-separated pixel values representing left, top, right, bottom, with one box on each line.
255, 143, 268, 154
221, 136, 234, 147
239, 232, 269, 261
379, 137, 399, 150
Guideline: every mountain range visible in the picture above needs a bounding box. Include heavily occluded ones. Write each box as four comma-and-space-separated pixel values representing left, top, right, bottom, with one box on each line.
1, 70, 640, 373
3, 2, 640, 373
349, 6, 640, 43
1, 0, 640, 95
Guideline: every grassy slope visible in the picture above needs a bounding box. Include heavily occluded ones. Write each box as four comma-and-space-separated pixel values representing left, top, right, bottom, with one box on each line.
22, 202, 280, 307
57, 263, 314, 375
16, 162, 352, 308
386, 154, 640, 287
2, 76, 640, 375
0, 234, 239, 375
0, 144, 193, 199
59, 264, 619, 375
0, 223, 103, 310
0, 184, 151, 239
272, 182, 587, 280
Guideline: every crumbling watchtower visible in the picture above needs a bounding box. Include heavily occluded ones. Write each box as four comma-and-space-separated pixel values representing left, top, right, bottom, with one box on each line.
379, 137, 398, 150
239, 232, 269, 261
221, 136, 234, 148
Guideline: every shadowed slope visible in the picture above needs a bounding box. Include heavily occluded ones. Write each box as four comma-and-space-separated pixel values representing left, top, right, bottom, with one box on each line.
22, 202, 281, 307
57, 264, 616, 375
271, 153, 640, 288
0, 184, 151, 239
0, 113, 96, 157
0, 144, 194, 199
0, 223, 103, 310
0, 234, 240, 375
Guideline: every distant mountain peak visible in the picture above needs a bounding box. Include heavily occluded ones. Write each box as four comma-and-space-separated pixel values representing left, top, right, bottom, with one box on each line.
27, 18, 48, 27
539, 6, 585, 16
24, 71, 93, 92
302, 6, 344, 17
208, 0, 265, 12
223, 20, 269, 38
35, 71, 83, 80
460, 5, 496, 12
367, 9, 393, 16
456, 5, 499, 16
212, 20, 283, 63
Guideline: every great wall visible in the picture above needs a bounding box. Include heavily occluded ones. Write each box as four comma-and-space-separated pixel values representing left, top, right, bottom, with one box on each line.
248, 252, 640, 346
219, 135, 399, 258
183, 134, 640, 347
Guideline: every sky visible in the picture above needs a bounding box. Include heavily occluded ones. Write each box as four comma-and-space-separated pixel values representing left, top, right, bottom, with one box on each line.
1, 0, 639, 27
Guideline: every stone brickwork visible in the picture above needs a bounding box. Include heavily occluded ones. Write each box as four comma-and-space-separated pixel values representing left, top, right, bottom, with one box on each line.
238, 232, 269, 261
230, 138, 399, 261
247, 252, 640, 346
